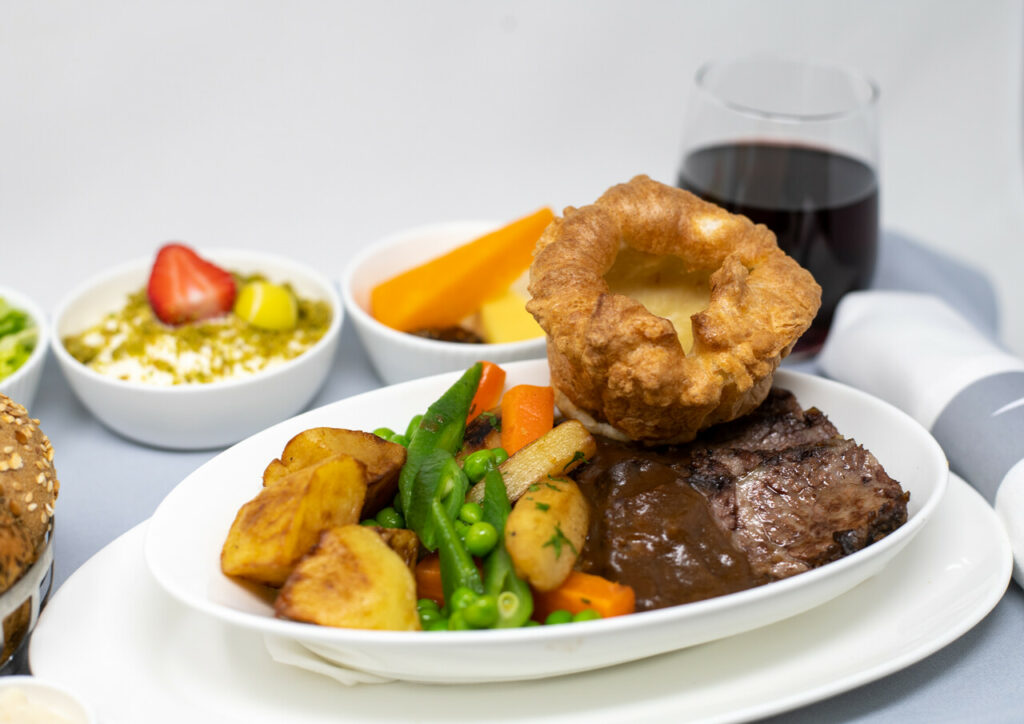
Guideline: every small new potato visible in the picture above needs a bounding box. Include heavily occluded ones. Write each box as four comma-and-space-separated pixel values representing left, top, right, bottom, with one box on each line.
221, 456, 367, 587
274, 525, 421, 631
505, 477, 589, 592
263, 427, 406, 517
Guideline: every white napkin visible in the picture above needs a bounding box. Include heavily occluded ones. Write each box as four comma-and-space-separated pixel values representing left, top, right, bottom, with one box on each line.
263, 634, 394, 685
819, 291, 1024, 585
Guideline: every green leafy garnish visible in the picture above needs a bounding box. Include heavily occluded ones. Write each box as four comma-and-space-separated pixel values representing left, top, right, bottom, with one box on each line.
562, 450, 587, 472
542, 523, 578, 560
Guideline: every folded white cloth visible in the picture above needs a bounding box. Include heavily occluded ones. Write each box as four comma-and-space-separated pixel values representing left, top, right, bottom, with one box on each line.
263, 634, 394, 685
819, 291, 1024, 585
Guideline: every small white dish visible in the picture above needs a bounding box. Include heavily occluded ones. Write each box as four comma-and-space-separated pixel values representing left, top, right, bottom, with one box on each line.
50, 249, 342, 450
32, 473, 1008, 722
0, 284, 49, 412
0, 675, 96, 724
143, 361, 948, 684
340, 221, 548, 385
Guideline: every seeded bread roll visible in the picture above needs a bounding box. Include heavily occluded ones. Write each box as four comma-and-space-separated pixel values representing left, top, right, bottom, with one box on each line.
0, 394, 58, 560
0, 507, 35, 591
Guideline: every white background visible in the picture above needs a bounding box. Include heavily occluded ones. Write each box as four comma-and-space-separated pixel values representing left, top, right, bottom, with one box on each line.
3, 1, 1023, 352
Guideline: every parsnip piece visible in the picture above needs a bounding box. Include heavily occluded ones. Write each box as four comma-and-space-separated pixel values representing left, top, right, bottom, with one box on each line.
466, 419, 596, 504
263, 427, 406, 517
274, 525, 421, 631
504, 478, 589, 591
221, 456, 367, 587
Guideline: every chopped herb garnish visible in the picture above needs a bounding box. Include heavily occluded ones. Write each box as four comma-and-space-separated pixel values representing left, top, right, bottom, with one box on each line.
480, 411, 500, 431
535, 502, 550, 512
562, 450, 587, 472
542, 523, 578, 559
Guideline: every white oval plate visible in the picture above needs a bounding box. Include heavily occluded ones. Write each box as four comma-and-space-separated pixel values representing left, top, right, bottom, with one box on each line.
32, 475, 1011, 723
144, 361, 948, 684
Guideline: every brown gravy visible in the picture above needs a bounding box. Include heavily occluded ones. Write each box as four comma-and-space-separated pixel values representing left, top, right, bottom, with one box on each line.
574, 437, 768, 611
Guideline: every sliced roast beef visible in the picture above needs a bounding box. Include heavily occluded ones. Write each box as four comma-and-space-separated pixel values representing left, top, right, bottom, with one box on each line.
573, 388, 908, 610
725, 437, 908, 579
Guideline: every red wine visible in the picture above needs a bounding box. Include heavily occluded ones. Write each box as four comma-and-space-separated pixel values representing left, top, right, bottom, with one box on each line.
678, 142, 878, 353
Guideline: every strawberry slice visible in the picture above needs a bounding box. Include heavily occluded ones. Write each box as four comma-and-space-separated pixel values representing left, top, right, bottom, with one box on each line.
147, 243, 237, 325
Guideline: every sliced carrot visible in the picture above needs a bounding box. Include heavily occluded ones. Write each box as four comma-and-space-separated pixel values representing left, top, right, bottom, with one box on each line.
532, 570, 636, 621
500, 384, 554, 455
414, 553, 444, 605
370, 207, 554, 332
467, 361, 507, 423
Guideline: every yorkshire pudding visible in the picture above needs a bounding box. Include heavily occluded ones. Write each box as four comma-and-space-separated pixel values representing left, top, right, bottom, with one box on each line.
527, 175, 821, 443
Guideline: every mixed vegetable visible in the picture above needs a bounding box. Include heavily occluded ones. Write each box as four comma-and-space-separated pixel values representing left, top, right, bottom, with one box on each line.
221, 359, 636, 631
364, 361, 634, 631
0, 297, 37, 382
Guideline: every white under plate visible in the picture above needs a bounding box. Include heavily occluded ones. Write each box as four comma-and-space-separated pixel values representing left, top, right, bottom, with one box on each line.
29, 474, 1010, 723
141, 362, 948, 684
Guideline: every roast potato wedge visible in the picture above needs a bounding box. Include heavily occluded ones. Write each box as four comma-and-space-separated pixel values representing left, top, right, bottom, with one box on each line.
221, 456, 367, 587
263, 427, 406, 517
504, 477, 589, 591
373, 526, 420, 569
467, 419, 596, 503
274, 525, 421, 631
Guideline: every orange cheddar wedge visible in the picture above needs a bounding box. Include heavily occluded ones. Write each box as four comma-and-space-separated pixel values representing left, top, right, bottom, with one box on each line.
370, 207, 554, 333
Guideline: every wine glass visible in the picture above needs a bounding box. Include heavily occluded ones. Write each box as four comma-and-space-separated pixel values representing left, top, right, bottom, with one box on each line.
677, 55, 880, 355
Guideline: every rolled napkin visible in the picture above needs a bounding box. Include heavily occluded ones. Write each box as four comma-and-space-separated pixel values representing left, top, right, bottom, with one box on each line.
819, 291, 1023, 585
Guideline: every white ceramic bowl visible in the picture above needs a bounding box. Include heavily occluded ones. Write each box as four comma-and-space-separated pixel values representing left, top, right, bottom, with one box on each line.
0, 675, 95, 724
341, 221, 548, 385
51, 249, 342, 450
145, 362, 948, 684
0, 285, 49, 412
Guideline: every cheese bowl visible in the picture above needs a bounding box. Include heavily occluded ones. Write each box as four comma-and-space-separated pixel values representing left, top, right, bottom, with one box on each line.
340, 221, 548, 386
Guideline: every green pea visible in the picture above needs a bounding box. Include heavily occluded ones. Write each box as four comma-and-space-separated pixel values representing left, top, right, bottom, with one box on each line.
359, 518, 380, 527
449, 586, 478, 612
458, 501, 484, 525
447, 610, 472, 630
392, 492, 404, 515
426, 618, 449, 631
461, 449, 493, 483
372, 427, 395, 439
463, 594, 499, 628
544, 610, 573, 625
491, 447, 509, 465
389, 433, 409, 447
464, 521, 498, 557
405, 414, 424, 440
375, 507, 405, 529
572, 609, 601, 622
454, 519, 470, 541
418, 607, 443, 626
417, 598, 440, 612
